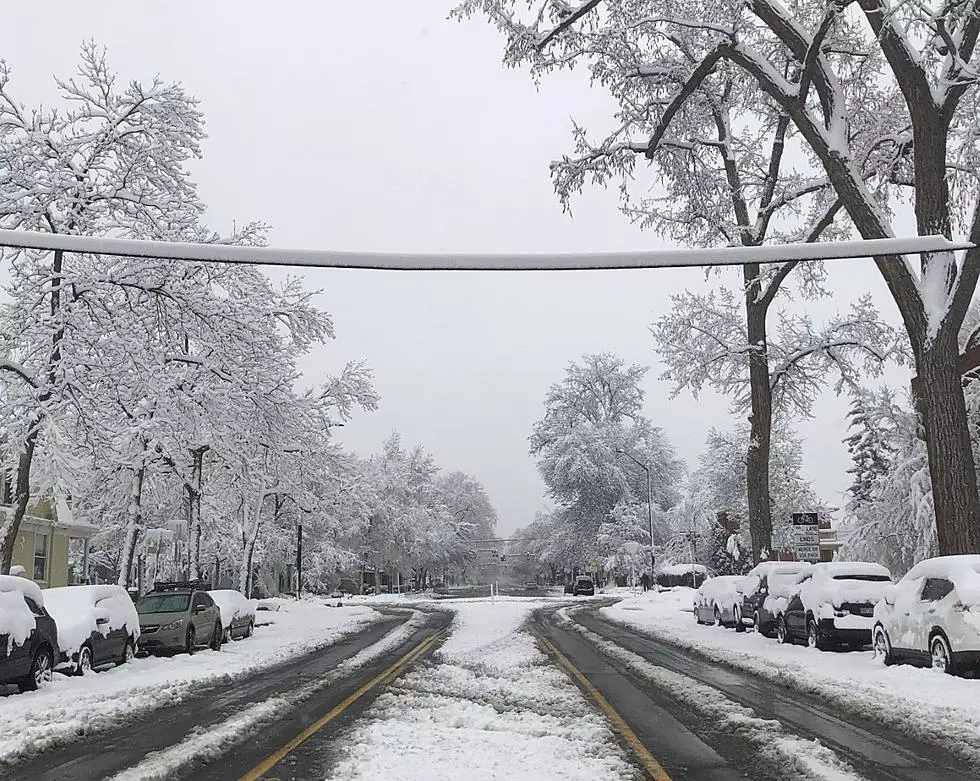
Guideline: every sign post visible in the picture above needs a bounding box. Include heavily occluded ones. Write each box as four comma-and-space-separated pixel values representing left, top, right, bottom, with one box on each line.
792, 513, 821, 562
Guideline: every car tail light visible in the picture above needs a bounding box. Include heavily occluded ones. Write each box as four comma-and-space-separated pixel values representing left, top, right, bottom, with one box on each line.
953, 601, 972, 613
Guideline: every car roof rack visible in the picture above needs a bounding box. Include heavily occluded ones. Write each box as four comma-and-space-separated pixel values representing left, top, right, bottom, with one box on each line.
151, 579, 211, 592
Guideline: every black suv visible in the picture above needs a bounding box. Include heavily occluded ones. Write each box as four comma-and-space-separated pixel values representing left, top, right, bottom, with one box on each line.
0, 577, 60, 692
572, 576, 595, 596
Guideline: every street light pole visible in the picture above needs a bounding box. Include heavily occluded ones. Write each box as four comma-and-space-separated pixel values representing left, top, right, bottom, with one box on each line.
616, 449, 656, 577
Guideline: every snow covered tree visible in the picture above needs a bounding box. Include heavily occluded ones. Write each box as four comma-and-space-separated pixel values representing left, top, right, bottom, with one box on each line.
844, 390, 898, 505
841, 391, 936, 575
652, 290, 899, 559
456, 0, 980, 555
529, 353, 683, 562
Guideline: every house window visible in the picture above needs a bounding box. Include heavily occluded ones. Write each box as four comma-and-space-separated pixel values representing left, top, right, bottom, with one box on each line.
33, 533, 48, 581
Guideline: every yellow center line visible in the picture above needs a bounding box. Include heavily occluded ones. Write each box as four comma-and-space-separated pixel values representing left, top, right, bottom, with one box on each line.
239, 629, 445, 781
533, 628, 672, 781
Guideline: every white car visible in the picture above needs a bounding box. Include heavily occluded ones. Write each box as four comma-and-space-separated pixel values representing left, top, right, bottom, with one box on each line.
43, 585, 140, 674
694, 575, 744, 627
873, 555, 980, 674
775, 562, 892, 649
208, 589, 258, 641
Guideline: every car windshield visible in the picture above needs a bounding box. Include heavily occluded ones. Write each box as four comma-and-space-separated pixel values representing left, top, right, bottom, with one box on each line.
833, 575, 891, 582
136, 594, 190, 614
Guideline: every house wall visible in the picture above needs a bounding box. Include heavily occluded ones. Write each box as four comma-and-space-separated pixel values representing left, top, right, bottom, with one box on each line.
10, 527, 70, 588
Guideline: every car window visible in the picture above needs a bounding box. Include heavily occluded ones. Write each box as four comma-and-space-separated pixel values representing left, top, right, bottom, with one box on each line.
191, 592, 207, 609
137, 593, 191, 613
24, 596, 46, 617
833, 574, 891, 582
920, 577, 954, 601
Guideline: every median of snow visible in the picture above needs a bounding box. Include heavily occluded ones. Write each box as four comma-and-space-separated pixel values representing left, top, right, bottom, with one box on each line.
324, 600, 637, 781
601, 588, 980, 767
0, 598, 382, 764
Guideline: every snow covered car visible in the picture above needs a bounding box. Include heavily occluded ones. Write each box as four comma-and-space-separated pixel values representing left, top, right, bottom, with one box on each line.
775, 562, 892, 650
735, 561, 813, 635
693, 575, 744, 627
873, 555, 980, 674
208, 589, 257, 641
0, 574, 59, 692
43, 584, 140, 674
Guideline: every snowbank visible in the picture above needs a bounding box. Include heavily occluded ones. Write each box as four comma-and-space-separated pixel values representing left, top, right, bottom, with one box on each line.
324, 600, 636, 780
43, 585, 139, 658
602, 589, 980, 766
0, 599, 382, 763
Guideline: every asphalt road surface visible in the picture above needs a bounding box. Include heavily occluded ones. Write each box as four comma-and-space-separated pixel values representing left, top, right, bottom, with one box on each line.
4, 597, 972, 781
534, 604, 975, 781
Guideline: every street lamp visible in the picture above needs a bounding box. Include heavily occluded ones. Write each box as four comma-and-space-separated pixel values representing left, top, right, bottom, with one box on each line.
615, 449, 655, 577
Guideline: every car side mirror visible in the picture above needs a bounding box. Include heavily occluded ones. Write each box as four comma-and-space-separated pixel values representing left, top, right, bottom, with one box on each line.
882, 584, 897, 606
194, 605, 207, 614
95, 616, 109, 625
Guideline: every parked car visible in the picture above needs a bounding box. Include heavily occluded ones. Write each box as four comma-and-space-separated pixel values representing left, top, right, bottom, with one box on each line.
572, 576, 595, 596
735, 561, 813, 635
0, 574, 59, 692
135, 580, 223, 655
775, 562, 892, 650
207, 589, 257, 642
44, 585, 140, 674
873, 555, 980, 674
694, 575, 745, 627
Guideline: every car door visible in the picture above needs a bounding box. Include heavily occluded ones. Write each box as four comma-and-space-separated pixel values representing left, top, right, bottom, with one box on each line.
190, 592, 210, 640
785, 592, 807, 639
202, 593, 221, 638
884, 578, 923, 655
910, 577, 955, 660
93, 598, 124, 665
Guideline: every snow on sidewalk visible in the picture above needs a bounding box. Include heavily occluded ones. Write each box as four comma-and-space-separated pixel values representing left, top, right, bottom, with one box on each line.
324, 599, 638, 781
0, 598, 381, 764
602, 588, 980, 767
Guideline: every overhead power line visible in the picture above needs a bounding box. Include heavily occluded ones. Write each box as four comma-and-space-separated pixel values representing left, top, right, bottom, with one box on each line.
0, 230, 970, 271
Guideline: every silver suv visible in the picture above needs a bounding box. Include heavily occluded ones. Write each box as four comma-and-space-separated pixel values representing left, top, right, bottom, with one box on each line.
135, 580, 223, 655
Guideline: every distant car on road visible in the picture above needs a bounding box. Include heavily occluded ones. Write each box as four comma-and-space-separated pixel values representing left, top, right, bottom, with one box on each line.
736, 561, 813, 635
44, 584, 140, 674
0, 575, 58, 692
694, 575, 745, 627
208, 589, 257, 642
873, 555, 980, 675
136, 581, 223, 655
775, 562, 892, 650
572, 576, 595, 596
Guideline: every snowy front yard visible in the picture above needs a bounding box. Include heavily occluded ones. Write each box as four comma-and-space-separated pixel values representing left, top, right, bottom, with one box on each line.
0, 598, 381, 764
601, 588, 980, 764
325, 598, 638, 781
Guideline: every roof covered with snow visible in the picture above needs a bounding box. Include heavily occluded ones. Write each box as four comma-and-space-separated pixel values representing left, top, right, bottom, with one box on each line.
659, 563, 709, 576
816, 561, 891, 579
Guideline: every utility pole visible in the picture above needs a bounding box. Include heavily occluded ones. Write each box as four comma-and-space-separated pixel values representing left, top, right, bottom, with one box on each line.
616, 449, 655, 576
296, 522, 303, 599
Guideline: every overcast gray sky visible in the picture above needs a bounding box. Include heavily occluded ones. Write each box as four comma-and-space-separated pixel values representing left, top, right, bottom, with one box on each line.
0, 2, 909, 534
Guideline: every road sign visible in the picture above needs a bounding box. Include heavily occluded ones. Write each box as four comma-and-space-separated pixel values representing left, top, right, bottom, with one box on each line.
792, 513, 819, 526
795, 532, 819, 546
794, 544, 821, 561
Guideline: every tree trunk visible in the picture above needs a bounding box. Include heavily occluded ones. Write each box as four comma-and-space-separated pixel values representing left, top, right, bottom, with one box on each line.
744, 270, 774, 563
187, 445, 208, 579
239, 482, 268, 595
916, 332, 980, 553
2, 428, 39, 574
117, 464, 146, 588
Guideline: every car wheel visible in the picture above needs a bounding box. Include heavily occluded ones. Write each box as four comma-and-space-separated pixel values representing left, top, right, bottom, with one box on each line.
245, 621, 254, 638
714, 607, 723, 627
931, 634, 955, 675
76, 645, 93, 676
753, 610, 767, 636
210, 622, 223, 651
872, 625, 894, 665
19, 646, 54, 692
733, 605, 746, 633
121, 637, 136, 665
185, 626, 196, 655
224, 627, 232, 643
776, 616, 789, 645
807, 619, 828, 651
